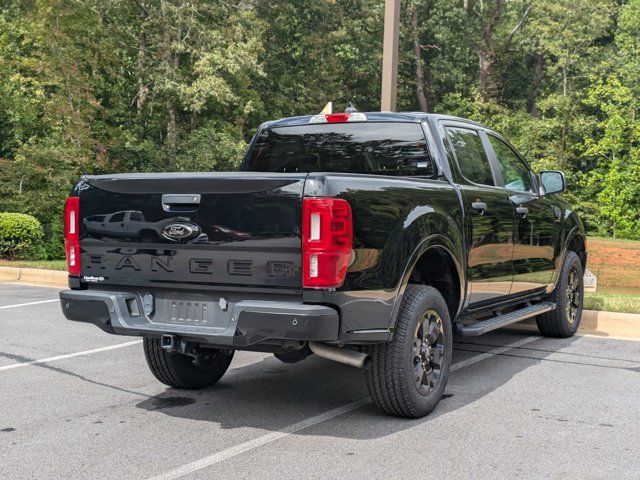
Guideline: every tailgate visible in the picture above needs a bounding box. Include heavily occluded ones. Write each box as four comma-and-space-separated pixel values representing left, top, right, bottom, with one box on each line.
77, 172, 307, 290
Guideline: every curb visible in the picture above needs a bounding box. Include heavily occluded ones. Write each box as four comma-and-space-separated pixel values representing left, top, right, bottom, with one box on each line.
511, 310, 640, 341
578, 310, 640, 340
0, 266, 67, 288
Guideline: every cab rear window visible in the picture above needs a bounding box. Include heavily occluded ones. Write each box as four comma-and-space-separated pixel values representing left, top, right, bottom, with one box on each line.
246, 122, 435, 177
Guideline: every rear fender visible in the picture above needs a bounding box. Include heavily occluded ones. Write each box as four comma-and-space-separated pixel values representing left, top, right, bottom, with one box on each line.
302, 174, 464, 342
389, 235, 465, 330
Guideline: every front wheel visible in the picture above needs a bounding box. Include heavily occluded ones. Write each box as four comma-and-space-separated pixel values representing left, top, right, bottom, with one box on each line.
536, 250, 584, 338
366, 285, 452, 418
143, 338, 234, 389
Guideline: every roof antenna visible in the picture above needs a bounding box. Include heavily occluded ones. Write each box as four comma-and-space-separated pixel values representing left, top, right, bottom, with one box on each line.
345, 101, 358, 113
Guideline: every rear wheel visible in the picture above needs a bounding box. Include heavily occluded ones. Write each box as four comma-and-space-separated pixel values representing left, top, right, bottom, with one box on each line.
143, 337, 234, 389
366, 285, 452, 418
536, 251, 584, 338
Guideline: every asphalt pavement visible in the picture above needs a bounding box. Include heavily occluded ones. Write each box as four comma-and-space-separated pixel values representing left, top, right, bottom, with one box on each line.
1, 283, 639, 480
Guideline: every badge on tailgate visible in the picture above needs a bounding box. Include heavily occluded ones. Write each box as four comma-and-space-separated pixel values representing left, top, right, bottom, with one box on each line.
162, 222, 201, 242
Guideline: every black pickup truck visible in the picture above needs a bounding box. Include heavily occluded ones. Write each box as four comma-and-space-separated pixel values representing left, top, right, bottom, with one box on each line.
59, 111, 587, 418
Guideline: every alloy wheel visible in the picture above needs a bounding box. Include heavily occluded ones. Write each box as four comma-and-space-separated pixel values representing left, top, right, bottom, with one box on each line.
412, 309, 445, 395
565, 266, 581, 324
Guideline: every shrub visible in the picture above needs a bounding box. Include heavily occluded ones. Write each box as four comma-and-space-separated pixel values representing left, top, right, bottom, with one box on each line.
0, 213, 44, 260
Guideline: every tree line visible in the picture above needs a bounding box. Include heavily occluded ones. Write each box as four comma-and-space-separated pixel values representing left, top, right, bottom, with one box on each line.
0, 0, 639, 258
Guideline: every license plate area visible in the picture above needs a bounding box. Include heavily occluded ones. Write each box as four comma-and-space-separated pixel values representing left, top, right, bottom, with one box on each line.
146, 296, 232, 330
164, 299, 215, 326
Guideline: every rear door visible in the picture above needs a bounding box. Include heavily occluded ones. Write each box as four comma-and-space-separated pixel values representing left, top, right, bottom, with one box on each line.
443, 123, 514, 307
485, 133, 557, 296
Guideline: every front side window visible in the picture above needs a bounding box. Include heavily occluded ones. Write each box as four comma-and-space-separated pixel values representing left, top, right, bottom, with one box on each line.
488, 135, 534, 193
446, 127, 494, 186
246, 122, 435, 177
109, 212, 125, 223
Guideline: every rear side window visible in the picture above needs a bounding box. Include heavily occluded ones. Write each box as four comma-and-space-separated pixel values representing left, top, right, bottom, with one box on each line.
446, 127, 494, 186
246, 122, 435, 177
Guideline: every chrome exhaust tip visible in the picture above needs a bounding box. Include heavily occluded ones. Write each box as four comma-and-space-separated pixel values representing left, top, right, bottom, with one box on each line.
308, 342, 369, 368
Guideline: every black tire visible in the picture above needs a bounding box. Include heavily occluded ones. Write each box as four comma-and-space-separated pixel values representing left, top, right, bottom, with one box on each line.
536, 251, 584, 338
143, 337, 234, 389
274, 348, 310, 364
365, 285, 453, 418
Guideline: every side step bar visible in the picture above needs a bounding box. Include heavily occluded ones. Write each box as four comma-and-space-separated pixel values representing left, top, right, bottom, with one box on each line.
455, 302, 555, 337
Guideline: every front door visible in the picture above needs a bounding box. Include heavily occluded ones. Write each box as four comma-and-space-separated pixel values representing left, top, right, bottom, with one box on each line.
485, 133, 557, 296
444, 125, 514, 307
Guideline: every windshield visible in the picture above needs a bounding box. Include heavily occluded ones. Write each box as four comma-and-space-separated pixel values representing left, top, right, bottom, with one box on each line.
246, 122, 435, 177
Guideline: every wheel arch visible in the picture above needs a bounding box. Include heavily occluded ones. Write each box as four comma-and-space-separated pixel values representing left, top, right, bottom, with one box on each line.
390, 236, 465, 329
549, 226, 587, 293
566, 231, 587, 270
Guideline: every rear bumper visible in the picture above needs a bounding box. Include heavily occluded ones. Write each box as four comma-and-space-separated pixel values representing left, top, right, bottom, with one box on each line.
59, 289, 339, 347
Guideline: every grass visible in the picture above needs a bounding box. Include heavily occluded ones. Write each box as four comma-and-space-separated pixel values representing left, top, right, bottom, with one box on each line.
584, 291, 640, 314
0, 259, 67, 271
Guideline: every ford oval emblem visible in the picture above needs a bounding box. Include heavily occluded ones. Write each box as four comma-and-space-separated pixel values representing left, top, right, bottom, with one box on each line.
162, 222, 200, 241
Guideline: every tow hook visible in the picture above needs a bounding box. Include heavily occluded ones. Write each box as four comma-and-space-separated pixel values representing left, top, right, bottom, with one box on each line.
161, 334, 176, 351
161, 334, 198, 358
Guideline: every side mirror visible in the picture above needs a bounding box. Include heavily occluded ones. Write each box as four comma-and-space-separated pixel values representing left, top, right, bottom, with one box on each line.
540, 170, 566, 195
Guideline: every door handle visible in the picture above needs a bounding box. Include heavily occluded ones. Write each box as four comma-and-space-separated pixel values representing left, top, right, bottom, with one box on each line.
516, 206, 529, 217
162, 194, 201, 212
471, 201, 488, 214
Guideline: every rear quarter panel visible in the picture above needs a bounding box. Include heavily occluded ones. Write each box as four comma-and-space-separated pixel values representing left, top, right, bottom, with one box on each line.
303, 173, 465, 341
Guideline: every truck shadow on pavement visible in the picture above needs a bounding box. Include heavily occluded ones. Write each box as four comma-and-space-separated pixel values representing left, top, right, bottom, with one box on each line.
134, 330, 591, 439
0, 351, 153, 398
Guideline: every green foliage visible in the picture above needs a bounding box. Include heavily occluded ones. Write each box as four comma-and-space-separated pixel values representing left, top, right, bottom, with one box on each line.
0, 259, 66, 271
1, 0, 640, 257
0, 213, 44, 260
175, 121, 247, 172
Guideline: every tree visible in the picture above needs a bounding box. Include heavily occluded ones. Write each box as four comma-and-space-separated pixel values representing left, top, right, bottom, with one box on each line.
1, 0, 640, 257
581, 0, 640, 238
527, 0, 615, 98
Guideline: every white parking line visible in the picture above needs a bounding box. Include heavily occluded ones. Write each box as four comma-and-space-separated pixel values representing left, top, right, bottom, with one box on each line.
0, 340, 143, 372
149, 398, 372, 480
0, 299, 58, 310
148, 335, 540, 480
450, 335, 542, 372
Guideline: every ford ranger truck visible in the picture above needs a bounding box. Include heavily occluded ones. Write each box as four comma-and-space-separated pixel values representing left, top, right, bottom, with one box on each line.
59, 112, 587, 418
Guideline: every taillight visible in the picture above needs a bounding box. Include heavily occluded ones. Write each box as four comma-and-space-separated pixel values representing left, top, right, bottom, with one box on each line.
302, 198, 353, 288
64, 196, 81, 276
308, 112, 367, 124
